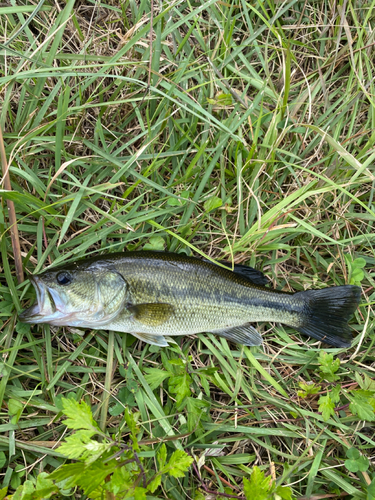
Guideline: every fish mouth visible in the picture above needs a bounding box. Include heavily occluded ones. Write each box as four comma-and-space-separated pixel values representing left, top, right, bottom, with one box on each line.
19, 276, 57, 323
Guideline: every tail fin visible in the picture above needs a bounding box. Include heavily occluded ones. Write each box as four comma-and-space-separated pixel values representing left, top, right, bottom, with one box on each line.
294, 285, 361, 347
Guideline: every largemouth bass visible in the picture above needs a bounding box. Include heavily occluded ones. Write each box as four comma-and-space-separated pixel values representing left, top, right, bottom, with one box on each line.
19, 251, 361, 347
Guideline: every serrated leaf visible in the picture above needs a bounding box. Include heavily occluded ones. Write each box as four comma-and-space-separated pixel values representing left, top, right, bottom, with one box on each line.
243, 467, 272, 500
318, 394, 335, 421
168, 358, 185, 367
355, 373, 375, 392
168, 372, 192, 406
147, 474, 161, 493
349, 394, 375, 421
275, 484, 295, 500
330, 385, 341, 404
0, 487, 7, 500
61, 397, 100, 431
318, 352, 340, 382
124, 408, 140, 451
57, 430, 97, 459
108, 466, 132, 495
50, 461, 116, 496
297, 382, 321, 398
144, 367, 171, 390
78, 462, 118, 496
186, 397, 210, 433
157, 443, 167, 469
164, 449, 193, 478
134, 487, 147, 500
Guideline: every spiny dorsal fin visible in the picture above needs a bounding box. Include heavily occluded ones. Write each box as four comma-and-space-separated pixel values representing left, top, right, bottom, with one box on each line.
205, 259, 269, 286
127, 303, 174, 327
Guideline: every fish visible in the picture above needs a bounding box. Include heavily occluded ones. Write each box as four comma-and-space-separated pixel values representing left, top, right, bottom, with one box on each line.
19, 251, 361, 348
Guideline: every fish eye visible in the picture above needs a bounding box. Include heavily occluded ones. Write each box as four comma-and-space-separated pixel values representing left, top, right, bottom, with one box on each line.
56, 271, 72, 286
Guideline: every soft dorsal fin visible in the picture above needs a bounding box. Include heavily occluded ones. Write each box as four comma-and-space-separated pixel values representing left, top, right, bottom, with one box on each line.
204, 259, 269, 286
127, 303, 174, 327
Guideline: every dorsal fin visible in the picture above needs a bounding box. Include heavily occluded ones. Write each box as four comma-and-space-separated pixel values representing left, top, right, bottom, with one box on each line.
204, 259, 269, 286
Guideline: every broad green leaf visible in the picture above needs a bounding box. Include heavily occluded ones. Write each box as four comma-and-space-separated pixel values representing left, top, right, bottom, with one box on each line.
346, 448, 360, 460
345, 450, 370, 472
353, 258, 366, 268
143, 235, 165, 251
8, 399, 23, 415
35, 472, 59, 499
167, 190, 190, 206
350, 268, 364, 284
203, 195, 222, 212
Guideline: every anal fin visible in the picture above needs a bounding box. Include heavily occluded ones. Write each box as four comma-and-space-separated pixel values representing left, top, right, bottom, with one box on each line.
131, 331, 169, 347
212, 324, 262, 346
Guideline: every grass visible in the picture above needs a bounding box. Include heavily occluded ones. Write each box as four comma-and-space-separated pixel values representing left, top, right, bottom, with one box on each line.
0, 0, 374, 498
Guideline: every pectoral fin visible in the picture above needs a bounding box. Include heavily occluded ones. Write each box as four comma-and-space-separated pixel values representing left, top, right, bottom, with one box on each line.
212, 324, 262, 346
131, 332, 169, 346
127, 303, 174, 327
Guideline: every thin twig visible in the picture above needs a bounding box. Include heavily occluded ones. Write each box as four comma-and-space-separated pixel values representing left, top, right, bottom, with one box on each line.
0, 126, 24, 284
298, 492, 349, 500
192, 458, 245, 499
